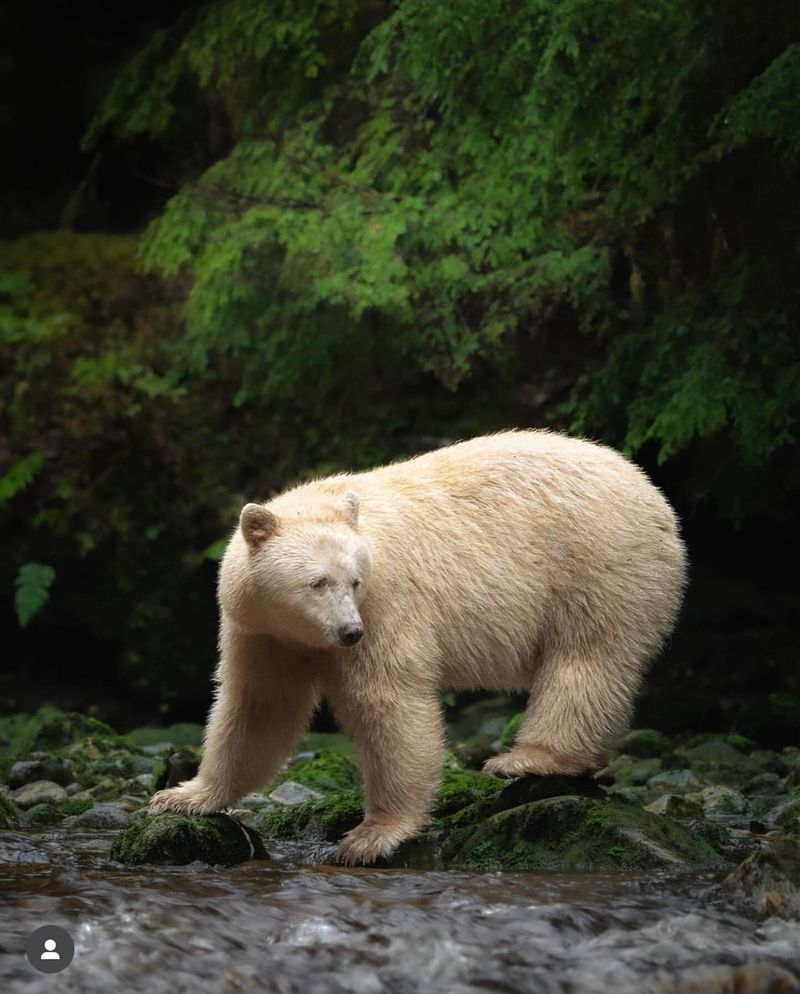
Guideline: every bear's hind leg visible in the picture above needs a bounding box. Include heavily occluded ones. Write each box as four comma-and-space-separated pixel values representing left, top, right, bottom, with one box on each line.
483, 647, 641, 779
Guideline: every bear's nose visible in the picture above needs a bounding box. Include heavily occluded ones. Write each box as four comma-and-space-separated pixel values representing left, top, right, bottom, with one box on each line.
338, 623, 363, 647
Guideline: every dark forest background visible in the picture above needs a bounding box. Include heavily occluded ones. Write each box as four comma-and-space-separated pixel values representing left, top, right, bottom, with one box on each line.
1, 0, 798, 743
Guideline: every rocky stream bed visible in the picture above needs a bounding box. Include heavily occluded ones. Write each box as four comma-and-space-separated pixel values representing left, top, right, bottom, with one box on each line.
1, 703, 799, 992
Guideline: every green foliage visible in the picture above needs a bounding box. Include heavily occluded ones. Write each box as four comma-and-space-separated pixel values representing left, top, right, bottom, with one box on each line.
3, 0, 799, 707
83, 0, 799, 476
14, 563, 55, 627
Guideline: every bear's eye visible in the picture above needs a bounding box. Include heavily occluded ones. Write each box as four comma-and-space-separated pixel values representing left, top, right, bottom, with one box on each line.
352, 578, 362, 589
309, 577, 328, 590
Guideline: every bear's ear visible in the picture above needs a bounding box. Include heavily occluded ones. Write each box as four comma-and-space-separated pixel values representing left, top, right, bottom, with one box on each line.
240, 503, 278, 549
334, 490, 360, 526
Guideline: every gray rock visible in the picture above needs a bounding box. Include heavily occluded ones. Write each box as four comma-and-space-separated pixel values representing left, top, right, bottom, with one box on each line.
763, 798, 800, 831
70, 803, 131, 830
13, 780, 68, 809
645, 793, 703, 819
141, 742, 175, 754
269, 781, 325, 806
292, 751, 317, 762
239, 792, 276, 810
88, 778, 120, 799
687, 785, 750, 820
65, 782, 83, 796
8, 757, 73, 788
649, 769, 703, 794
744, 772, 786, 796
606, 786, 653, 804
0, 832, 49, 865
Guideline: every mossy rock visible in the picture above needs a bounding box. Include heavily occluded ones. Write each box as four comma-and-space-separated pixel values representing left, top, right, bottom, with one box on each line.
110, 813, 267, 866
722, 842, 800, 919
0, 794, 19, 828
254, 789, 363, 842
0, 708, 120, 757
676, 736, 785, 787
271, 749, 360, 795
25, 803, 63, 827
616, 729, 670, 759
441, 795, 731, 872
59, 797, 94, 817
433, 767, 504, 818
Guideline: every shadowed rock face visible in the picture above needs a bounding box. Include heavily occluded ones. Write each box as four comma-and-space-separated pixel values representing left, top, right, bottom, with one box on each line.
722, 844, 800, 919
110, 813, 268, 866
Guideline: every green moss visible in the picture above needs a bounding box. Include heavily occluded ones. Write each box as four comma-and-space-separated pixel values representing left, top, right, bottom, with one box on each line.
110, 813, 267, 866
496, 713, 524, 753
441, 796, 731, 872
59, 797, 94, 817
25, 803, 63, 826
254, 789, 363, 842
0, 794, 19, 828
617, 729, 671, 758
123, 724, 205, 748
433, 767, 504, 819
270, 749, 360, 795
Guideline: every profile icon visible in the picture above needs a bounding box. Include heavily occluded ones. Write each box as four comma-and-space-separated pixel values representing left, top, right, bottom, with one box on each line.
25, 926, 74, 973
40, 938, 60, 961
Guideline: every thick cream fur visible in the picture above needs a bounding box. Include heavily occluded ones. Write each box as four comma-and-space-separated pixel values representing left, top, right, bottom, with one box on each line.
150, 430, 687, 864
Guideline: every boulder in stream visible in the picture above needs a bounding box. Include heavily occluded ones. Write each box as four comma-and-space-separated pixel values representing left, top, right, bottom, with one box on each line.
111, 812, 267, 866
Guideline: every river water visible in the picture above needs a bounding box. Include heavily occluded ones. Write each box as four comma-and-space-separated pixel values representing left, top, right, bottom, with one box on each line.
1, 831, 799, 994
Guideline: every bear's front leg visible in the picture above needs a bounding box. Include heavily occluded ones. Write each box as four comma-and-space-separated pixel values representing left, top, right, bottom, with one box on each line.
329, 682, 444, 866
150, 628, 318, 815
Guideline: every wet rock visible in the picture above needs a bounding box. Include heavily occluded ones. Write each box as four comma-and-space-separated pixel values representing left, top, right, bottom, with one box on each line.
13, 780, 68, 809
237, 793, 275, 811
648, 769, 703, 794
70, 803, 131, 830
151, 748, 201, 792
597, 754, 661, 787
722, 843, 800, 919
269, 781, 325, 806
8, 756, 73, 788
763, 798, 800, 832
645, 794, 703, 819
615, 729, 670, 758
111, 813, 267, 865
440, 795, 729, 872
686, 785, 750, 821
449, 733, 495, 769
0, 832, 49, 865
65, 782, 83, 796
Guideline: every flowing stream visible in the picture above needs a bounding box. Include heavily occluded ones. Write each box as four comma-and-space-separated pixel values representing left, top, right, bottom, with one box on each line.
1, 831, 799, 994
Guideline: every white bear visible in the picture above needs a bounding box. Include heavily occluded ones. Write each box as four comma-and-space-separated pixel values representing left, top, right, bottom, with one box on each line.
150, 430, 687, 864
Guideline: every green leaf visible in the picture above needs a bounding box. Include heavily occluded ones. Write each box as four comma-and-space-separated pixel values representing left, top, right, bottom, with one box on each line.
14, 563, 56, 628
0, 452, 46, 504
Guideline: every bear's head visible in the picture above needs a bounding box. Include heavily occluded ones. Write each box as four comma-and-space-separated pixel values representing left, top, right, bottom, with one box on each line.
218, 490, 371, 650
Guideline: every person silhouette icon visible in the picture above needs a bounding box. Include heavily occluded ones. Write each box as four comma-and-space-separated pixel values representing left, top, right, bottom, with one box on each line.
40, 939, 60, 961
